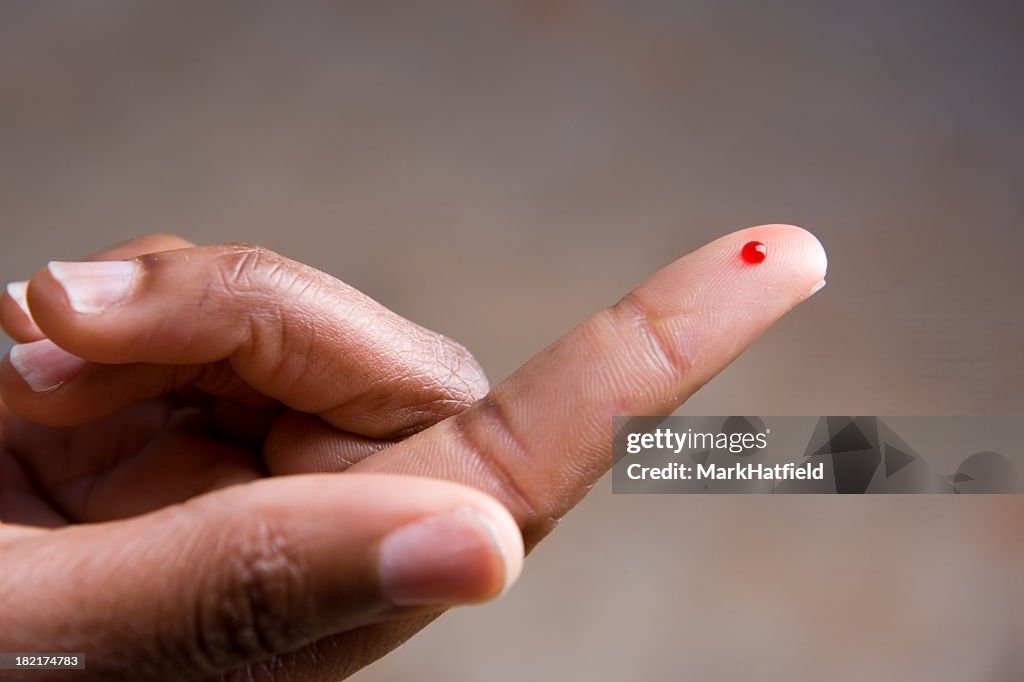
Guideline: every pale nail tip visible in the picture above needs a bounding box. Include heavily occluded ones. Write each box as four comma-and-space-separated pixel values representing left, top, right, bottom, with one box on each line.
5, 280, 28, 298
8, 340, 85, 392
5, 281, 32, 318
8, 344, 27, 372
808, 279, 827, 296
8, 346, 59, 392
45, 261, 74, 277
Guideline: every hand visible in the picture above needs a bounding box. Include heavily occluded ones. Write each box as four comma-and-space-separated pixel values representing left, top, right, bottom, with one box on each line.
0, 225, 826, 680
0, 234, 513, 679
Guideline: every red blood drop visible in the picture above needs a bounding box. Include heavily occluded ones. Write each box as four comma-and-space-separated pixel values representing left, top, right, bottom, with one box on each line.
741, 240, 767, 264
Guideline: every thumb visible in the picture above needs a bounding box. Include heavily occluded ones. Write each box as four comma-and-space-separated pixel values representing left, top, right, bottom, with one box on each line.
0, 474, 523, 681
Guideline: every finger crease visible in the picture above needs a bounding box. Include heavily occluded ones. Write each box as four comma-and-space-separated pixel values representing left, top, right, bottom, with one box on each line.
611, 292, 694, 385
450, 397, 540, 528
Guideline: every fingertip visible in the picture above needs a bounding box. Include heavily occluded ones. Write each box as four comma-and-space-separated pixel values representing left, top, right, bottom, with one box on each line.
793, 225, 828, 284
366, 476, 524, 607
466, 491, 526, 597
736, 224, 828, 296
24, 265, 69, 331
635, 223, 829, 322
459, 350, 492, 405
377, 504, 524, 606
6, 339, 87, 394
774, 224, 828, 294
6, 281, 31, 319
1, 281, 45, 342
23, 261, 145, 362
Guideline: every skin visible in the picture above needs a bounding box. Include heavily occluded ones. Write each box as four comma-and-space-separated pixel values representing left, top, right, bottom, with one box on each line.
0, 226, 826, 680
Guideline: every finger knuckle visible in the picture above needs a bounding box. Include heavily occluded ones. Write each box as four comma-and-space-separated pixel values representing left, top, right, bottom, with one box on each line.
211, 245, 321, 386
450, 395, 550, 541
186, 517, 311, 672
437, 337, 490, 402
215, 244, 283, 294
411, 334, 490, 417
350, 327, 490, 437
606, 291, 695, 385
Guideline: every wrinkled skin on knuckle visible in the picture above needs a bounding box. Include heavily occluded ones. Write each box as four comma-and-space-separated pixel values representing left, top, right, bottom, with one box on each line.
208, 246, 325, 393
183, 515, 313, 676
601, 292, 697, 405
448, 396, 554, 545
212, 245, 490, 410
144, 241, 490, 433
238, 304, 317, 398
213, 245, 294, 298
396, 333, 489, 426
327, 315, 489, 435
433, 336, 490, 405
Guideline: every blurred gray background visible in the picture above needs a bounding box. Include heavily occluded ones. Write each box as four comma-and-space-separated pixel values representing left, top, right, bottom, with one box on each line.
2, 2, 1022, 680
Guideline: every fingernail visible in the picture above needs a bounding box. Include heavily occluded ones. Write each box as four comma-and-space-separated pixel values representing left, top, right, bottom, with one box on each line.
5, 281, 32, 320
47, 260, 139, 314
8, 339, 86, 392
807, 279, 827, 297
378, 507, 520, 606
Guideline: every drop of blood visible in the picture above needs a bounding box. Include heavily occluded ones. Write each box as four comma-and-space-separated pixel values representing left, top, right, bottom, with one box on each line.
741, 241, 767, 264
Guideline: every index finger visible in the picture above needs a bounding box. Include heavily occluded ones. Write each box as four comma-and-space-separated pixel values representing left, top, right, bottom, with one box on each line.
3, 243, 489, 438
352, 225, 828, 544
